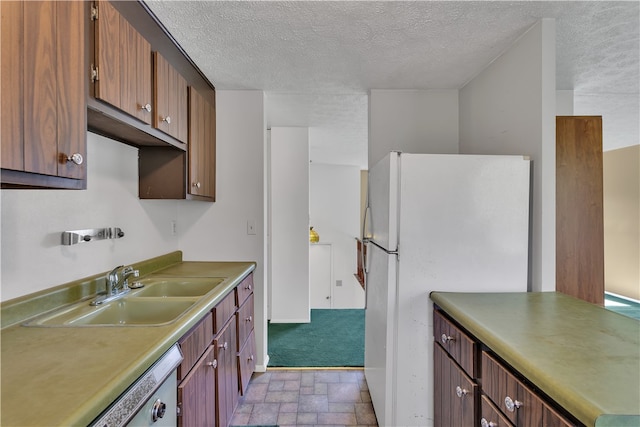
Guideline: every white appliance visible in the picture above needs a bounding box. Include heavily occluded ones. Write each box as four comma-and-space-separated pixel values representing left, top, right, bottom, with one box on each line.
364, 152, 530, 427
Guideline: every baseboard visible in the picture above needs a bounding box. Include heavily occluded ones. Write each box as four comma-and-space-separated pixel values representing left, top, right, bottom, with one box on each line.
269, 318, 310, 323
255, 354, 270, 372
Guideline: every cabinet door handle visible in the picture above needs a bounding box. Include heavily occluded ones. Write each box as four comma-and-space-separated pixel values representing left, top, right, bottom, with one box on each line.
504, 396, 522, 412
441, 334, 455, 345
219, 341, 228, 351
248, 354, 254, 362
481, 418, 497, 427
245, 315, 252, 323
245, 283, 252, 291
161, 115, 171, 124
66, 153, 84, 165
206, 359, 218, 369
455, 386, 468, 398
192, 182, 201, 189
140, 103, 152, 113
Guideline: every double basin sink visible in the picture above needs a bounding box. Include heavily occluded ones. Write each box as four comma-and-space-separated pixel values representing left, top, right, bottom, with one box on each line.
24, 277, 225, 327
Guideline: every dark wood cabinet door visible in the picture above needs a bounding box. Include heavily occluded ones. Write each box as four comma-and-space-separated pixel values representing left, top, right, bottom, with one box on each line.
154, 52, 188, 144
215, 316, 238, 427
188, 87, 216, 200
238, 329, 256, 396
120, 15, 152, 124
95, 0, 152, 125
434, 343, 478, 427
1, 1, 24, 171
2, 0, 86, 186
56, 0, 86, 180
94, 0, 121, 109
434, 343, 452, 427
23, 0, 57, 176
177, 345, 216, 427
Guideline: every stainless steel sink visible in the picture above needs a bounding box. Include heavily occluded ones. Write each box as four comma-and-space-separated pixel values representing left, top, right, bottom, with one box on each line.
130, 277, 225, 298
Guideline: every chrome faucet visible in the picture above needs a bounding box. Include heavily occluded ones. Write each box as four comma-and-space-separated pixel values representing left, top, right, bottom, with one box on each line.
92, 265, 139, 305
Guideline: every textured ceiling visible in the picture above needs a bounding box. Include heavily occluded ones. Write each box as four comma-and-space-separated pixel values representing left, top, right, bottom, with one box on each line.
144, 1, 639, 168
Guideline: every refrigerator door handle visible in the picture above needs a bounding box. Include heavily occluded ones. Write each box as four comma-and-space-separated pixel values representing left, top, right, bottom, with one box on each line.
362, 204, 371, 241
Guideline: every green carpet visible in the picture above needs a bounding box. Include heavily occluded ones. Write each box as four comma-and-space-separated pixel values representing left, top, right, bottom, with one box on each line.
268, 309, 364, 367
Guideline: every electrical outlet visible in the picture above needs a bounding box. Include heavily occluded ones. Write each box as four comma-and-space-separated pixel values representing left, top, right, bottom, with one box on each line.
336, 280, 343, 287
247, 220, 256, 235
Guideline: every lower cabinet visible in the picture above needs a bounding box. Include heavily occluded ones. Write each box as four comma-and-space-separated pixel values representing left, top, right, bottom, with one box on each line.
177, 345, 217, 426
434, 343, 477, 427
215, 316, 238, 427
434, 306, 580, 427
177, 273, 256, 427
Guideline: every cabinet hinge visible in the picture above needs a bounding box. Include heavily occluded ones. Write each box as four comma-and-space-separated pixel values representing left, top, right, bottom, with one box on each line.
91, 4, 98, 21
90, 64, 99, 83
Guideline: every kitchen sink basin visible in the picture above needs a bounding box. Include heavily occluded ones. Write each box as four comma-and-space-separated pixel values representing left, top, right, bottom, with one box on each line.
24, 298, 197, 327
130, 277, 225, 298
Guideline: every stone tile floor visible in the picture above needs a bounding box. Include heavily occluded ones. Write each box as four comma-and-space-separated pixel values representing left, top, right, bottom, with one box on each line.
230, 368, 379, 427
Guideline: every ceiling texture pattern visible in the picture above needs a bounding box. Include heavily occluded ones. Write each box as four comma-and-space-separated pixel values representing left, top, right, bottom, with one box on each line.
145, 1, 639, 168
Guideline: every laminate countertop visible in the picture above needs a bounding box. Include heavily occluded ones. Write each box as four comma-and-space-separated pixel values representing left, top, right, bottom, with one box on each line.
0, 251, 255, 427
430, 291, 640, 427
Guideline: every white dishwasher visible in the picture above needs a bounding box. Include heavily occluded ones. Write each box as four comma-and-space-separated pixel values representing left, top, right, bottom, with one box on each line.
91, 344, 182, 427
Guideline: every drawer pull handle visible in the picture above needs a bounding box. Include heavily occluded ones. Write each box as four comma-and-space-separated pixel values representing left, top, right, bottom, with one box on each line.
248, 354, 254, 361
455, 386, 468, 398
245, 315, 252, 322
161, 115, 172, 124
481, 418, 497, 427
245, 284, 252, 291
441, 334, 455, 345
140, 103, 152, 113
206, 359, 218, 369
219, 342, 228, 351
505, 396, 522, 412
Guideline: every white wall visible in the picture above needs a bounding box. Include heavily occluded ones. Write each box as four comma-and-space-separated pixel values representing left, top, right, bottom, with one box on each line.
459, 19, 557, 292
310, 163, 364, 308
368, 89, 459, 167
1, 133, 179, 301
556, 90, 574, 115
269, 127, 310, 323
178, 90, 268, 370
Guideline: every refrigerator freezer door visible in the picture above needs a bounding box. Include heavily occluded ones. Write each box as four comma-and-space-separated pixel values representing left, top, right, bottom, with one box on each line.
364, 242, 398, 427
368, 152, 399, 252
392, 153, 530, 426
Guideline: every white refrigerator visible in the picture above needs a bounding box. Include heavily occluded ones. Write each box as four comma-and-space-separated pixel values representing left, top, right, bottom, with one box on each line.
364, 152, 531, 427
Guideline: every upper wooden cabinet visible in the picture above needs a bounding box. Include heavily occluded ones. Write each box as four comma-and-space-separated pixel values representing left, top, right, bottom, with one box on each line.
93, 0, 152, 125
1, 1, 86, 189
154, 52, 188, 144
188, 87, 216, 200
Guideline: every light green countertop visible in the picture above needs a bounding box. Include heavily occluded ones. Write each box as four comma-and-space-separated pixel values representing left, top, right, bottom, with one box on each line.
430, 291, 640, 427
0, 252, 256, 427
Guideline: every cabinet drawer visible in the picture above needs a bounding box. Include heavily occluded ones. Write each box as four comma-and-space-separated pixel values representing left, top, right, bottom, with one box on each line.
177, 312, 213, 381
236, 273, 254, 307
543, 401, 579, 427
237, 293, 254, 351
434, 308, 477, 377
481, 395, 514, 427
481, 351, 543, 426
213, 289, 237, 334
238, 329, 256, 396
